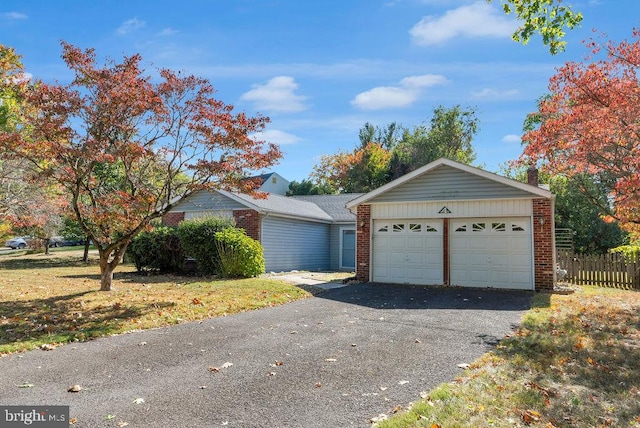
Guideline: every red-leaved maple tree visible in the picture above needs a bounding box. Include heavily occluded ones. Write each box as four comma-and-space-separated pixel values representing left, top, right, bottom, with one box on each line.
521, 29, 640, 238
0, 43, 281, 291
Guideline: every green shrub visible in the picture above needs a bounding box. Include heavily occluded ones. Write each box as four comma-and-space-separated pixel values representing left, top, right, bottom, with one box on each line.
215, 228, 265, 278
128, 226, 184, 273
176, 217, 236, 274
610, 245, 640, 260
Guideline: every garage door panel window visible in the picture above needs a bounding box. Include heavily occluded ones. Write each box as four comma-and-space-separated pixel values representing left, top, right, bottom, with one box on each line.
472, 222, 486, 232
393, 223, 405, 232
492, 222, 506, 231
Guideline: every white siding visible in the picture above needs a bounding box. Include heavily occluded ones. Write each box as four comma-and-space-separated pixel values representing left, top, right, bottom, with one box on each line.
261, 217, 330, 272
371, 199, 532, 219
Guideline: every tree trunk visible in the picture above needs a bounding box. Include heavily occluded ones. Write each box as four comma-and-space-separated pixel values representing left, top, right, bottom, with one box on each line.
83, 238, 90, 262
97, 244, 128, 291
100, 260, 115, 291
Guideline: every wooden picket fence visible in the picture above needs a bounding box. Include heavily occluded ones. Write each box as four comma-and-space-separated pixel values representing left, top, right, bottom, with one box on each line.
556, 250, 640, 289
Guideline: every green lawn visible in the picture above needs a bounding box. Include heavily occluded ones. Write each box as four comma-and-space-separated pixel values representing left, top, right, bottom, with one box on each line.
0, 250, 314, 354
377, 286, 640, 427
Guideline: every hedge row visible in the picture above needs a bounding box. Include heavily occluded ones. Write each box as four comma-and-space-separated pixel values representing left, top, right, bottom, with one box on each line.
127, 217, 265, 278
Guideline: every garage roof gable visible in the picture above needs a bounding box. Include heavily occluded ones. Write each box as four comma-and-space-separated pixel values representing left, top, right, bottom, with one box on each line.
346, 158, 552, 208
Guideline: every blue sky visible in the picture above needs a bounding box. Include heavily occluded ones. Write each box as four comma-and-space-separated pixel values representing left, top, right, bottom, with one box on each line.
2, 1, 638, 182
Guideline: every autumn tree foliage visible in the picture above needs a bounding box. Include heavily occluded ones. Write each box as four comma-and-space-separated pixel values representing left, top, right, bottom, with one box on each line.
521, 30, 640, 238
0, 43, 281, 290
309, 105, 478, 194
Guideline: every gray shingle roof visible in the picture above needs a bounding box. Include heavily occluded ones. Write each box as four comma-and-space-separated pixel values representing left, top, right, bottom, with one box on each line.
291, 194, 363, 222
233, 192, 334, 222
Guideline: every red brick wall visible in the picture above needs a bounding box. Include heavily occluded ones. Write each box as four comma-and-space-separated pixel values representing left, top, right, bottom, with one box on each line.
162, 212, 185, 227
533, 198, 555, 290
356, 205, 371, 282
233, 209, 261, 241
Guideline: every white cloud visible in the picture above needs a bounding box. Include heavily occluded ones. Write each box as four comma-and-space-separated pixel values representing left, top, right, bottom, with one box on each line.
410, 1, 517, 45
241, 76, 307, 113
117, 18, 146, 35
157, 28, 178, 36
252, 129, 300, 145
502, 134, 521, 144
472, 88, 520, 99
351, 74, 448, 110
2, 11, 28, 20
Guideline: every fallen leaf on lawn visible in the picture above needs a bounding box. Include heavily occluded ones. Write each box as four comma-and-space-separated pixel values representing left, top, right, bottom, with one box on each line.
69, 417, 77, 424
430, 424, 442, 428
457, 363, 470, 369
138, 342, 147, 346
275, 361, 284, 366
18, 383, 34, 388
208, 367, 220, 373
117, 422, 129, 428
315, 382, 322, 388
520, 409, 541, 425
392, 404, 403, 413
420, 391, 429, 399
351, 343, 357, 347
415, 339, 422, 343
191, 298, 201, 305
132, 398, 145, 404
221, 362, 233, 369
398, 380, 409, 385
199, 385, 207, 389
40, 344, 56, 351
290, 331, 298, 334
68, 384, 82, 392
325, 358, 337, 362
105, 415, 115, 420
268, 372, 276, 376
380, 386, 388, 391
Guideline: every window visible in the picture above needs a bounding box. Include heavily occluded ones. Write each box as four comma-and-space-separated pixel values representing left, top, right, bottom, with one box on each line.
392, 223, 405, 232
512, 224, 525, 232
409, 223, 422, 232
455, 224, 467, 232
425, 225, 438, 232
492, 222, 506, 232
472, 223, 486, 232
377, 225, 389, 232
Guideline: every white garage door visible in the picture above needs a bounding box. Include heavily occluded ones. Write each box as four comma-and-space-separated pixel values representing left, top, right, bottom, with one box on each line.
372, 219, 443, 285
450, 218, 533, 289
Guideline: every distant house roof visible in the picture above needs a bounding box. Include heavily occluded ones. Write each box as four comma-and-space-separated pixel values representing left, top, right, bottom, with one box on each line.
245, 172, 275, 186
292, 194, 363, 222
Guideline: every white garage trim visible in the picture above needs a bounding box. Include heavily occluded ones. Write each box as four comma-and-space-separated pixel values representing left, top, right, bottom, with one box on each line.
370, 198, 533, 219
449, 217, 533, 290
372, 219, 443, 285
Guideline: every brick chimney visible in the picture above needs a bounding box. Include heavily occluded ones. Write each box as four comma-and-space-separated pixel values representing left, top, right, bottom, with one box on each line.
527, 166, 539, 187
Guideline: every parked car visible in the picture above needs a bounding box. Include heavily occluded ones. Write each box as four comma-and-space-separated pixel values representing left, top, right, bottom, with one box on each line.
4, 236, 29, 249
49, 236, 65, 247
54, 237, 86, 247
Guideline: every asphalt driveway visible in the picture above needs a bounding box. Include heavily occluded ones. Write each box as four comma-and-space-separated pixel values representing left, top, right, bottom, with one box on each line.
0, 283, 533, 427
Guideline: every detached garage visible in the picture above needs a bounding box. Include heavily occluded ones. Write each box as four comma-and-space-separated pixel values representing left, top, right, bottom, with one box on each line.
346, 158, 556, 291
